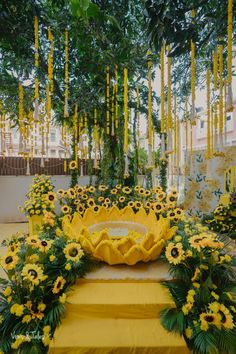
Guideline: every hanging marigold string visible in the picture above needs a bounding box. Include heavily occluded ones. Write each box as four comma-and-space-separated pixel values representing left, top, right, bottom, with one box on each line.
124, 67, 129, 178
18, 83, 24, 155
213, 49, 218, 151
227, 0, 233, 112
136, 85, 140, 170
93, 108, 99, 169
115, 65, 119, 129
111, 85, 115, 136
218, 40, 224, 147
206, 68, 211, 158
147, 50, 153, 167
74, 104, 78, 165
106, 66, 110, 135
191, 9, 196, 121
185, 99, 188, 152
34, 16, 39, 122
167, 44, 172, 152
48, 28, 54, 92
64, 29, 69, 118
160, 42, 165, 156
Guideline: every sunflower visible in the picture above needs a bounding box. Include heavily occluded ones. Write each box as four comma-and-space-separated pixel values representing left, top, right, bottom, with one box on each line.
122, 186, 131, 194
134, 185, 140, 192
105, 198, 111, 204
145, 201, 151, 209
152, 202, 164, 214
116, 184, 122, 189
25, 235, 40, 247
57, 189, 65, 198
22, 264, 47, 286
74, 199, 80, 205
77, 204, 85, 215
64, 243, 84, 262
87, 198, 95, 207
76, 186, 84, 195
165, 242, 185, 264
98, 196, 104, 203
88, 186, 96, 193
174, 208, 184, 218
98, 185, 107, 192
128, 201, 135, 207
156, 192, 166, 201
145, 190, 151, 197
218, 304, 234, 329
67, 188, 76, 199
135, 201, 142, 209
82, 194, 88, 200
52, 276, 66, 294
69, 160, 78, 170
102, 202, 109, 209
169, 187, 178, 196
153, 186, 162, 194
189, 235, 209, 250
39, 239, 53, 253
46, 192, 56, 203
167, 210, 176, 219
199, 312, 221, 331
167, 195, 177, 204
111, 188, 118, 195
119, 196, 126, 203
93, 205, 100, 213
61, 205, 71, 214
2, 252, 19, 271
138, 188, 145, 195
112, 201, 118, 206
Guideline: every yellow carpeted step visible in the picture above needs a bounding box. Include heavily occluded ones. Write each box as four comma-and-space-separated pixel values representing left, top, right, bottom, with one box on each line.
49, 313, 189, 354
67, 281, 174, 318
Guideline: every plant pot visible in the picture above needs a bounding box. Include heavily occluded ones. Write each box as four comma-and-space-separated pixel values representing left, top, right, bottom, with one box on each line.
28, 215, 44, 235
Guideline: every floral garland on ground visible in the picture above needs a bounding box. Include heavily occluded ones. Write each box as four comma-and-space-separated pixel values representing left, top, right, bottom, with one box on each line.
0, 221, 91, 353
161, 219, 236, 354
56, 184, 184, 222
203, 192, 236, 240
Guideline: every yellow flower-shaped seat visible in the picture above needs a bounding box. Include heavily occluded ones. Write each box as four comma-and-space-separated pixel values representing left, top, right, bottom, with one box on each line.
62, 206, 177, 266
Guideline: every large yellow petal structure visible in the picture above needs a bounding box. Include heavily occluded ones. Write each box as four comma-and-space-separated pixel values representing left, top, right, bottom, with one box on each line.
62, 206, 177, 265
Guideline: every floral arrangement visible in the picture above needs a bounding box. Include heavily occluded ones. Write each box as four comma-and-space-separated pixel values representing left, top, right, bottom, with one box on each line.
203, 192, 236, 240
21, 175, 56, 217
161, 219, 236, 354
57, 184, 184, 223
0, 228, 90, 353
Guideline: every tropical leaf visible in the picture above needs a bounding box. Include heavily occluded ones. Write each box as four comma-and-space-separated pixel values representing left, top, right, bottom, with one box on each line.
160, 307, 185, 335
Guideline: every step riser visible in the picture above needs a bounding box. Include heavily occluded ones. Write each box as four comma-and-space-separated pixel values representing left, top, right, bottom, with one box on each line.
66, 303, 171, 319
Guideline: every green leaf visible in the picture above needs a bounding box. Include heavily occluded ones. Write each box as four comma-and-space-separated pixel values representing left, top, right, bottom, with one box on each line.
106, 15, 121, 31
80, 0, 90, 11
87, 3, 101, 19
160, 307, 185, 335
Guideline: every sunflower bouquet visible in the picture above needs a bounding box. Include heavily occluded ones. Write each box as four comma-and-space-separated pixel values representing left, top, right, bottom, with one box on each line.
0, 230, 90, 353
56, 184, 184, 223
21, 175, 56, 217
203, 193, 236, 240
161, 219, 236, 354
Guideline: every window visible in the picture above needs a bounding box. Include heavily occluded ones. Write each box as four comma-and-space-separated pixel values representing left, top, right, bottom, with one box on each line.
50, 149, 56, 157
227, 115, 231, 121
50, 132, 56, 142
200, 120, 204, 129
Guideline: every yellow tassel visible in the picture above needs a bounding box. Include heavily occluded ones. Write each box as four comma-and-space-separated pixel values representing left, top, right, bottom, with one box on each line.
185, 99, 188, 152
160, 43, 165, 134
167, 45, 172, 130
106, 66, 110, 134
218, 40, 224, 146
115, 65, 119, 129
64, 159, 67, 173
48, 28, 54, 92
191, 9, 196, 120
64, 29, 69, 117
206, 68, 211, 158
136, 85, 140, 169
124, 67, 128, 154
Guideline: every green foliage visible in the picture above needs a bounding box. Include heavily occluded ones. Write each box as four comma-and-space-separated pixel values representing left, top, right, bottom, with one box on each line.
145, 0, 236, 101
161, 218, 236, 354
